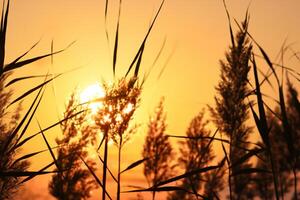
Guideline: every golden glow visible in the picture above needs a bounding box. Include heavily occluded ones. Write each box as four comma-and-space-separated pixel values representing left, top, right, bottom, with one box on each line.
123, 103, 134, 114
80, 83, 105, 114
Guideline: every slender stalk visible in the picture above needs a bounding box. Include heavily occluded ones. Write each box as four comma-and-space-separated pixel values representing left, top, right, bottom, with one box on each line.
116, 136, 122, 200
152, 189, 156, 200
268, 147, 280, 200
102, 131, 109, 200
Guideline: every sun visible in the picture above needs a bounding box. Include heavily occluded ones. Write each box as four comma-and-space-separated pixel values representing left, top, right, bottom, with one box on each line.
80, 83, 105, 114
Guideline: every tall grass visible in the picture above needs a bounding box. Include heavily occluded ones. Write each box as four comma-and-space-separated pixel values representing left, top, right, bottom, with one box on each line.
0, 1, 78, 199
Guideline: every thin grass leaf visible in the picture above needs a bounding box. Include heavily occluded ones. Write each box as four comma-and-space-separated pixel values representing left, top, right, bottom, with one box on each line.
248, 35, 280, 85
120, 157, 148, 174
134, 43, 145, 77
11, 145, 60, 166
4, 74, 55, 87
252, 54, 269, 144
249, 102, 266, 144
124, 186, 187, 193
154, 162, 223, 188
8, 74, 61, 107
222, 0, 235, 49
0, 0, 9, 71
258, 67, 275, 91
123, 186, 208, 199
125, 0, 165, 77
230, 148, 264, 168
4, 41, 75, 73
38, 121, 60, 171
15, 109, 85, 149
278, 85, 294, 157
2, 82, 44, 155
112, 0, 122, 76
97, 134, 105, 151
0, 170, 59, 177
80, 156, 113, 200
98, 155, 118, 183
19, 161, 56, 184
157, 45, 175, 80
5, 40, 40, 69
104, 0, 110, 44
13, 87, 44, 149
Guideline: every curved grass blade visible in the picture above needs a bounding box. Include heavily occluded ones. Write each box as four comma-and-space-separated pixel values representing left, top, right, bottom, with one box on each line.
230, 148, 263, 168
7, 74, 61, 107
11, 145, 60, 167
5, 74, 55, 87
125, 0, 165, 77
120, 157, 148, 174
38, 120, 60, 171
0, 0, 9, 71
4, 41, 75, 73
15, 109, 86, 149
222, 0, 235, 49
123, 186, 208, 199
154, 163, 223, 188
14, 87, 44, 148
98, 154, 118, 183
112, 0, 122, 76
157, 44, 175, 80
80, 156, 113, 200
2, 82, 44, 155
0, 170, 59, 177
19, 161, 56, 184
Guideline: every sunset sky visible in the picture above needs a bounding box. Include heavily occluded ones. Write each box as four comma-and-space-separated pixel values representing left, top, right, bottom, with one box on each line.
5, 0, 300, 199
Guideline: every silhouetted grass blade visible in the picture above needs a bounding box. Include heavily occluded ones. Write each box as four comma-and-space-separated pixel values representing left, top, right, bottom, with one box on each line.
38, 121, 60, 171
121, 157, 148, 174
98, 155, 118, 183
4, 41, 75, 73
0, 0, 9, 72
125, 0, 165, 77
0, 170, 59, 177
15, 110, 86, 149
2, 82, 44, 154
8, 74, 61, 107
80, 156, 113, 200
20, 161, 56, 184
155, 163, 223, 188
5, 74, 54, 87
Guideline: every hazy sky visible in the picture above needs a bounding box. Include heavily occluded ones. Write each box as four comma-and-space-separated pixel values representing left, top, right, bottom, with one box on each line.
5, 0, 300, 199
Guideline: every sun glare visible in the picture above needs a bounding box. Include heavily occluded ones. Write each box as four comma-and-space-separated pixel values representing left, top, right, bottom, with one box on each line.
80, 83, 105, 114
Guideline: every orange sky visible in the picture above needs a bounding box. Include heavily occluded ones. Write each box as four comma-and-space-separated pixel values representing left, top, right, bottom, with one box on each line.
5, 0, 300, 199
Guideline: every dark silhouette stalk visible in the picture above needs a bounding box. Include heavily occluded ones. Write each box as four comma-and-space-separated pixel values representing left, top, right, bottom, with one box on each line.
102, 132, 109, 200
116, 136, 122, 200
268, 146, 280, 200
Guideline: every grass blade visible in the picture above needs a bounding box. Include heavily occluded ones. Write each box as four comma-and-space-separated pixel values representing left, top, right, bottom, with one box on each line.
125, 0, 165, 77
38, 120, 60, 171
98, 155, 118, 183
15, 109, 85, 149
154, 162, 223, 188
120, 157, 148, 174
7, 74, 61, 107
5, 74, 54, 87
80, 156, 113, 200
4, 41, 75, 73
